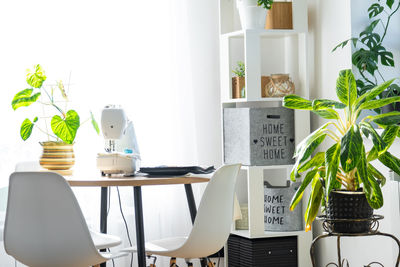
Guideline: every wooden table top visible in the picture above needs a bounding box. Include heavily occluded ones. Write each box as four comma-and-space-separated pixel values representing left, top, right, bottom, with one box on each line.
66, 173, 211, 187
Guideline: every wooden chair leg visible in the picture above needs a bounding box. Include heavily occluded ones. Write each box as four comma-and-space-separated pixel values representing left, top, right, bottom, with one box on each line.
207, 261, 215, 267
170, 257, 177, 267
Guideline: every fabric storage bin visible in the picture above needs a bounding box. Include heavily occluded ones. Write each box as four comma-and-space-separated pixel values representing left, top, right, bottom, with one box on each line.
264, 181, 302, 231
227, 234, 298, 267
223, 107, 295, 166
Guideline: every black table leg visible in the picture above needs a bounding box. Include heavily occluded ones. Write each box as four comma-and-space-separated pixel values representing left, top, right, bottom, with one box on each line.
100, 187, 108, 267
184, 184, 197, 223
134, 186, 146, 267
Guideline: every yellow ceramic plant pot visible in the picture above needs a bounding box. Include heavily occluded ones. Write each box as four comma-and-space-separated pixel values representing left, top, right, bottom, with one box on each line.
39, 141, 75, 171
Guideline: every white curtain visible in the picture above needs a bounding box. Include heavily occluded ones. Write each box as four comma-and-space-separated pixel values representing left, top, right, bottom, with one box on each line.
0, 0, 222, 266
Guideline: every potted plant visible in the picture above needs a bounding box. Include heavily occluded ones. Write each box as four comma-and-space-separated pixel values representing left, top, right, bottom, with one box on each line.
283, 69, 400, 233
236, 0, 274, 29
333, 0, 400, 114
232, 61, 246, 98
11, 64, 99, 172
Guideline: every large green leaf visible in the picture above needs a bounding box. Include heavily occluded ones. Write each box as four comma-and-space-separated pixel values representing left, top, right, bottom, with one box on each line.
369, 111, 400, 126
354, 79, 395, 108
312, 109, 340, 120
359, 122, 387, 154
325, 143, 341, 201
294, 123, 330, 158
51, 110, 80, 144
336, 69, 357, 107
367, 125, 399, 162
290, 169, 318, 211
340, 125, 362, 172
312, 99, 346, 110
298, 152, 325, 174
11, 89, 41, 110
357, 144, 383, 209
368, 3, 384, 18
291, 133, 326, 181
304, 176, 323, 232
368, 163, 386, 186
282, 95, 312, 110
359, 96, 400, 110
378, 151, 400, 177
20, 118, 37, 141
26, 64, 47, 88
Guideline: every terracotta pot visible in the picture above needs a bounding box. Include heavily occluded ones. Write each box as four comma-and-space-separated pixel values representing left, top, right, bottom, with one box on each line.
39, 141, 75, 171
232, 76, 245, 98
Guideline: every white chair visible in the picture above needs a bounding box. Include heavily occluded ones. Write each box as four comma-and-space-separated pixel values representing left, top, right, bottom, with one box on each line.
14, 161, 121, 251
122, 164, 241, 267
4, 171, 127, 267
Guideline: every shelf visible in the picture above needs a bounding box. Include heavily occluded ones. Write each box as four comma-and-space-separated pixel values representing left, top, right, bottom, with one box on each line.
222, 29, 305, 39
222, 96, 283, 104
231, 229, 309, 239
242, 165, 293, 170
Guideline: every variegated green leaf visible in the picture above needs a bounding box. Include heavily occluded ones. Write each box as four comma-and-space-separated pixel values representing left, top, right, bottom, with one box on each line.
298, 152, 325, 174
51, 110, 80, 144
340, 125, 362, 172
354, 78, 395, 108
378, 151, 400, 177
359, 121, 387, 154
283, 95, 312, 110
26, 64, 47, 88
325, 143, 341, 201
312, 109, 340, 120
304, 176, 323, 232
367, 125, 399, 161
369, 111, 400, 126
336, 69, 357, 107
11, 89, 41, 110
368, 163, 386, 186
90, 111, 100, 134
312, 99, 346, 110
290, 169, 318, 211
359, 96, 400, 110
20, 118, 36, 141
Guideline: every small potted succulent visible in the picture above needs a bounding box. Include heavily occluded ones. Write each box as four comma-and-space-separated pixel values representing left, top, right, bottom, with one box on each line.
11, 64, 99, 172
236, 0, 274, 29
232, 61, 246, 98
283, 69, 400, 233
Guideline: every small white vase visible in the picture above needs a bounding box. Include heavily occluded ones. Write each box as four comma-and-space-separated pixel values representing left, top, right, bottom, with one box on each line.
237, 0, 267, 29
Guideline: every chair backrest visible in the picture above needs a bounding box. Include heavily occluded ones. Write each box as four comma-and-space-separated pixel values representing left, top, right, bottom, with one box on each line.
4, 172, 106, 267
176, 164, 241, 258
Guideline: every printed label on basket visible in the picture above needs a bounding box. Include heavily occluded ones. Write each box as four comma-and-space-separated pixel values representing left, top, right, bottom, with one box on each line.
264, 181, 302, 231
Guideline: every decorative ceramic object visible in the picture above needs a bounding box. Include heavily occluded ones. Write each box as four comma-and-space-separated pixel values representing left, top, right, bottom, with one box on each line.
263, 74, 295, 97
39, 141, 75, 171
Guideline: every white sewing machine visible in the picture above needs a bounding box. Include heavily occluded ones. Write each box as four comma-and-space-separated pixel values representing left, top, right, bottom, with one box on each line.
96, 105, 141, 176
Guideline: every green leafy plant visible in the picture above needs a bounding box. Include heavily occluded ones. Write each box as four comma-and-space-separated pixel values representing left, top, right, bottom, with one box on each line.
257, 0, 273, 9
12, 64, 99, 144
333, 0, 400, 113
283, 69, 400, 231
232, 61, 245, 77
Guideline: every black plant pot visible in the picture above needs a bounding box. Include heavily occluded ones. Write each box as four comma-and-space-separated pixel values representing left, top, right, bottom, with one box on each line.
326, 190, 373, 234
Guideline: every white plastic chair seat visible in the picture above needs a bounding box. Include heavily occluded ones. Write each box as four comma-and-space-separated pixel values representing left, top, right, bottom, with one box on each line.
90, 230, 122, 250
122, 164, 241, 260
123, 236, 188, 255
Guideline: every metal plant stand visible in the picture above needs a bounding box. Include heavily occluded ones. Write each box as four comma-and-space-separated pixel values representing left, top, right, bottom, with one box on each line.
310, 215, 400, 267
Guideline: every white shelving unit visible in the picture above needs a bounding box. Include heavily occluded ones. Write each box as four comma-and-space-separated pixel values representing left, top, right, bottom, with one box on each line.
219, 0, 312, 266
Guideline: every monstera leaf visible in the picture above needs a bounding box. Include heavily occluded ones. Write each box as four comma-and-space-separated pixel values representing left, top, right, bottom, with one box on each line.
51, 110, 80, 144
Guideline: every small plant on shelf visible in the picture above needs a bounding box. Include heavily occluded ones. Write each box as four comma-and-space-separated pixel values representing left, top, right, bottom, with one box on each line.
232, 61, 246, 98
257, 0, 274, 9
283, 69, 400, 233
333, 0, 400, 114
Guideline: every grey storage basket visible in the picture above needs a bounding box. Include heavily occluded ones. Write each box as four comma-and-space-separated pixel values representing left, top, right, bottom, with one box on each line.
264, 181, 302, 231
